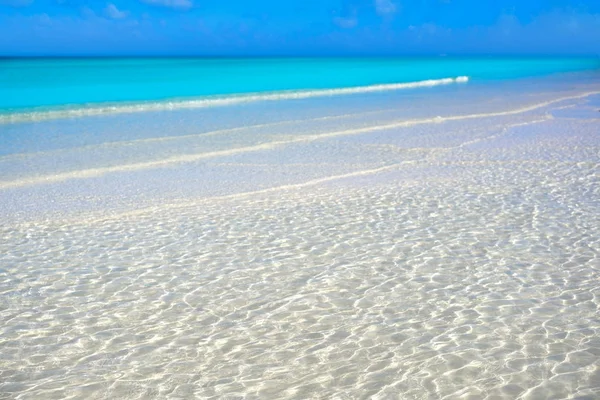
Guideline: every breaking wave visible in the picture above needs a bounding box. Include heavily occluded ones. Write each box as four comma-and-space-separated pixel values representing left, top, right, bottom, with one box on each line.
0, 76, 469, 124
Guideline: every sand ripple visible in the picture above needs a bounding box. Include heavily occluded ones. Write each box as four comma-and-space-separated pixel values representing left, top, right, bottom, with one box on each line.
2, 162, 599, 398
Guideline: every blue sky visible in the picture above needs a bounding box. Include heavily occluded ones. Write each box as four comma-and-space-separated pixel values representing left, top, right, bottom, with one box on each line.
1, 0, 600, 56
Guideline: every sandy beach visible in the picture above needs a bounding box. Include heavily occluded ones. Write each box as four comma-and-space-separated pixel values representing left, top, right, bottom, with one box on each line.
1, 75, 599, 398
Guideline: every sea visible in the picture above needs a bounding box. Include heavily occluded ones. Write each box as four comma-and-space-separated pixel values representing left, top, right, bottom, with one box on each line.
1, 57, 599, 399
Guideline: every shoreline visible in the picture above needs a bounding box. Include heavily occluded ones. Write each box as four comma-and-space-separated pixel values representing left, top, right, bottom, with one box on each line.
1, 79, 599, 224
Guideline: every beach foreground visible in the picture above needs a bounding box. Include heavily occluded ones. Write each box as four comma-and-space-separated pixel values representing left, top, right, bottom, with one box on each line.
1, 76, 599, 399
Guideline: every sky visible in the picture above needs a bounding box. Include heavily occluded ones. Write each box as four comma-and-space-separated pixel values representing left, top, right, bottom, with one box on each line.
1, 0, 600, 56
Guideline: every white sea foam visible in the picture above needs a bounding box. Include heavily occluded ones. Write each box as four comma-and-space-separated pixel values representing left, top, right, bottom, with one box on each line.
0, 107, 400, 162
0, 76, 470, 124
1, 90, 597, 190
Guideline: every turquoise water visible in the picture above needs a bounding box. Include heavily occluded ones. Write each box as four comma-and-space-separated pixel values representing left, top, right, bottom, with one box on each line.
1, 57, 598, 115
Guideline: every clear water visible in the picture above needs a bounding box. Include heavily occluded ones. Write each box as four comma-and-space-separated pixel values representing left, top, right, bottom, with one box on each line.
0, 62, 599, 399
1, 57, 598, 113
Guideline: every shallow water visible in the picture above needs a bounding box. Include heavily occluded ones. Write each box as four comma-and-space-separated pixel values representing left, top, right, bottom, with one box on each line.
1, 74, 599, 399
2, 57, 597, 112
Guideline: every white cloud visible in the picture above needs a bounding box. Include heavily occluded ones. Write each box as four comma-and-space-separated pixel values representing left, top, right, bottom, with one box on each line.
375, 0, 397, 16
104, 3, 128, 19
141, 0, 193, 10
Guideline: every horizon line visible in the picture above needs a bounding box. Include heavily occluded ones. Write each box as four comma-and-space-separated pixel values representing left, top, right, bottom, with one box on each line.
2, 54, 600, 60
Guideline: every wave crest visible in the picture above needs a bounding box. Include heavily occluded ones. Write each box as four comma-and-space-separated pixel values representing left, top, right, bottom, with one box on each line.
0, 76, 469, 124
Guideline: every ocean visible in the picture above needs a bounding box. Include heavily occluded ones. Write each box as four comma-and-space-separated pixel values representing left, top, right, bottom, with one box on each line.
1, 57, 599, 120
1, 57, 600, 399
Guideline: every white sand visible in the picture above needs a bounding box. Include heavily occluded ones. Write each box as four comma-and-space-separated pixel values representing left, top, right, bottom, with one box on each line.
1, 79, 599, 399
